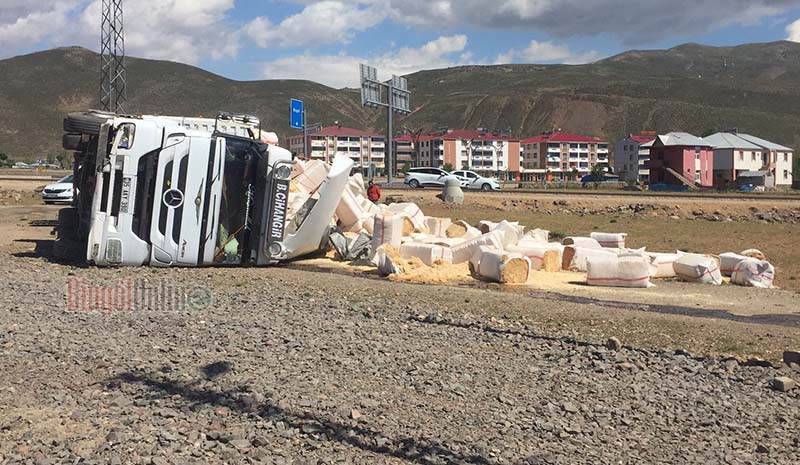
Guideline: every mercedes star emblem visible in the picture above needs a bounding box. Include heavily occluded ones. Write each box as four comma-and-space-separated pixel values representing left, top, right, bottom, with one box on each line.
163, 189, 184, 208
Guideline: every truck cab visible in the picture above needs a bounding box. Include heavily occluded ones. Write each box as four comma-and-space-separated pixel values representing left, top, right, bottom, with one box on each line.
59, 111, 349, 267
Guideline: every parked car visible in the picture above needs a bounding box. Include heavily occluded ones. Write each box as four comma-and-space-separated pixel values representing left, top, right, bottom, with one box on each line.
450, 170, 501, 191
403, 167, 464, 189
41, 174, 75, 204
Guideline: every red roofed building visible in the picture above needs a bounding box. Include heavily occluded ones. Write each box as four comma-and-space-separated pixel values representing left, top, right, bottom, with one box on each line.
520, 132, 609, 181
287, 125, 386, 175
614, 132, 658, 183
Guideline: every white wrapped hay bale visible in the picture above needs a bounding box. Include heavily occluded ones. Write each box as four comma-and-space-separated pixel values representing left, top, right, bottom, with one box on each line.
719, 252, 749, 277
400, 243, 454, 267
740, 248, 767, 261
492, 220, 525, 248
373, 245, 400, 276
562, 237, 603, 249
507, 243, 563, 272
292, 159, 329, 193
476, 250, 531, 284
408, 233, 466, 248
521, 229, 549, 244
645, 252, 681, 278
673, 254, 723, 285
446, 220, 482, 240
590, 232, 628, 249
562, 246, 617, 272
731, 258, 775, 289
371, 214, 404, 251
387, 203, 428, 234
586, 255, 653, 288
426, 217, 453, 237
451, 230, 506, 264
478, 220, 499, 234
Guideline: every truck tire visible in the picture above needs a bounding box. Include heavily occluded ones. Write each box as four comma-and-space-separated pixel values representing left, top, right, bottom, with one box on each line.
62, 133, 83, 151
52, 237, 85, 263
58, 207, 79, 230
63, 112, 108, 135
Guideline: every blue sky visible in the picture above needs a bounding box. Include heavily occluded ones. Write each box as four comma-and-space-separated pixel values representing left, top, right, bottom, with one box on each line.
3, 0, 800, 88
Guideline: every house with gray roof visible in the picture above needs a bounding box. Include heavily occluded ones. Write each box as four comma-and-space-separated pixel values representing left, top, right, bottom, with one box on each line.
705, 130, 793, 187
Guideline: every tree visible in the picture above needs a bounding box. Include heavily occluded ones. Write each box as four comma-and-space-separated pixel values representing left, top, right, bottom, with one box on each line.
590, 162, 607, 189
400, 161, 411, 174
443, 163, 454, 172
0, 153, 7, 167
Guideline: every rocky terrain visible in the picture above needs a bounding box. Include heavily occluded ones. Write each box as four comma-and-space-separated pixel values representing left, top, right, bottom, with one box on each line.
1, 252, 799, 464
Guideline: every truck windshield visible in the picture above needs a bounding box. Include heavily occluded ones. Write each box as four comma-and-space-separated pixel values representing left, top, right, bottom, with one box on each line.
214, 137, 263, 264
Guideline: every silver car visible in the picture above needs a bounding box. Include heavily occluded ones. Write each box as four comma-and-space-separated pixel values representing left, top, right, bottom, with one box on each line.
41, 174, 75, 204
450, 170, 501, 191
403, 167, 464, 189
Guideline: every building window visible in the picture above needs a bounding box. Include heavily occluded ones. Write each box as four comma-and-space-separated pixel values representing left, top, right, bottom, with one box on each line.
784, 153, 789, 162
695, 170, 701, 182
785, 170, 790, 179
739, 151, 744, 161
752, 153, 756, 162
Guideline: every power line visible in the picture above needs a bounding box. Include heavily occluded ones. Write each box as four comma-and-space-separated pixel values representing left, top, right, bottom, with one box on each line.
100, 0, 126, 113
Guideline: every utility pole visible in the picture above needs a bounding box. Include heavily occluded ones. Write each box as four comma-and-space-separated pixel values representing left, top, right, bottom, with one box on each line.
100, 0, 126, 113
359, 65, 411, 187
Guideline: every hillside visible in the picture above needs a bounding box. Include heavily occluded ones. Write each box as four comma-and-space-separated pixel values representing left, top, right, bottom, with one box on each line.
2, 42, 800, 162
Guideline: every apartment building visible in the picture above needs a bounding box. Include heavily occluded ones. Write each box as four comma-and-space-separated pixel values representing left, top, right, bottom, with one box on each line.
286, 125, 386, 175
704, 131, 794, 187
520, 132, 609, 181
613, 132, 657, 183
645, 132, 714, 187
399, 129, 521, 178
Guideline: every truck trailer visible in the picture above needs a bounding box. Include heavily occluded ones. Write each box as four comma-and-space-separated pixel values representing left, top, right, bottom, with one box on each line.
56, 111, 352, 267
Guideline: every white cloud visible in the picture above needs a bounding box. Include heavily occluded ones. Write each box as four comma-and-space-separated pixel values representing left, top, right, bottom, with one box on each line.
787, 18, 800, 42
245, 1, 385, 48
494, 40, 601, 65
385, 0, 796, 44
260, 35, 470, 88
0, 0, 240, 63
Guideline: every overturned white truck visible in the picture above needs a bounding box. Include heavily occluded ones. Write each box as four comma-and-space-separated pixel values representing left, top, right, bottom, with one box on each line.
57, 111, 352, 266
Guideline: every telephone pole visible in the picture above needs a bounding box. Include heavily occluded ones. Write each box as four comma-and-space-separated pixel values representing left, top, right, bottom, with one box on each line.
100, 0, 126, 113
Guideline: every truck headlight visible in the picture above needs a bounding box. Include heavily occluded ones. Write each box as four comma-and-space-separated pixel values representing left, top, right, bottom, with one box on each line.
275, 165, 292, 181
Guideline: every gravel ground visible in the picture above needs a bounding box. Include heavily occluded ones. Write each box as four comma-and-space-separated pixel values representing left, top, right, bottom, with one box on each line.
1, 254, 799, 465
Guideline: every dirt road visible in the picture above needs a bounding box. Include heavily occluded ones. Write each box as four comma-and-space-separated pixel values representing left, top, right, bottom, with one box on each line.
1, 194, 799, 464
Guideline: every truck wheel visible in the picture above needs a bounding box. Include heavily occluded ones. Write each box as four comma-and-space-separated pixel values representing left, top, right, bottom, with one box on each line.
58, 207, 79, 230
63, 113, 108, 135
481, 183, 492, 191
52, 237, 85, 262
409, 179, 420, 189
62, 133, 83, 151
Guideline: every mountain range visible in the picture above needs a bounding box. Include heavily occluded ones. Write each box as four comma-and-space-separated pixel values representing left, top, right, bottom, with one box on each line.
2, 41, 800, 163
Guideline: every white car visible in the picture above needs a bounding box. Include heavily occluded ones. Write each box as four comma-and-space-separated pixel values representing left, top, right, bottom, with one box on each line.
42, 174, 75, 204
450, 170, 501, 191
403, 167, 466, 189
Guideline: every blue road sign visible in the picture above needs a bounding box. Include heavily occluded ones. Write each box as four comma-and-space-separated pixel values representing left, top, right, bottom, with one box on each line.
290, 99, 304, 129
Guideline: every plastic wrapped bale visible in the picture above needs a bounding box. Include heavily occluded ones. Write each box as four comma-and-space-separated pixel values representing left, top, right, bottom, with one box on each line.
446, 220, 482, 240
562, 246, 617, 272
491, 221, 525, 248
562, 237, 603, 249
476, 250, 531, 284
740, 248, 767, 261
507, 243, 564, 272
586, 255, 653, 288
731, 258, 775, 288
371, 214, 404, 252
590, 232, 628, 249
426, 217, 453, 237
719, 252, 749, 277
520, 229, 549, 244
478, 220, 499, 234
387, 203, 428, 235
451, 230, 506, 264
400, 243, 454, 267
673, 254, 723, 285
292, 159, 329, 193
645, 252, 681, 278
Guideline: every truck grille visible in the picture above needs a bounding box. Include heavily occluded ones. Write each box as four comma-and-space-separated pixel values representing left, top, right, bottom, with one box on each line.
105, 238, 123, 265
